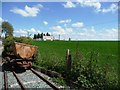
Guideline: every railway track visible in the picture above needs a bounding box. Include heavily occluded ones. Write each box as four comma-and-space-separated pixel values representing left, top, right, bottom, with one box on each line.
4, 68, 59, 90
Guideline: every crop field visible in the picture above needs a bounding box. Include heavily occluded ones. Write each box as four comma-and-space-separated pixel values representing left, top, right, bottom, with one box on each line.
32, 40, 119, 88
32, 41, 118, 68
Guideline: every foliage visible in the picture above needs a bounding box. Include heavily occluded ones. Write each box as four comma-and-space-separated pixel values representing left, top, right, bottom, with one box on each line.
2, 21, 38, 62
2, 21, 14, 37
32, 41, 119, 89
2, 36, 33, 57
52, 77, 67, 86
2, 36, 14, 54
14, 37, 33, 44
33, 32, 51, 39
35, 51, 65, 74
32, 49, 40, 63
71, 50, 118, 89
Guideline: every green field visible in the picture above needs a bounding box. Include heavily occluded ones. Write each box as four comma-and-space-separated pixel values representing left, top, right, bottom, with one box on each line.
32, 41, 119, 88
32, 41, 118, 68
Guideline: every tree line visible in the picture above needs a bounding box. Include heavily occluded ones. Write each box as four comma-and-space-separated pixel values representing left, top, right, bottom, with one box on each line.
33, 32, 51, 39
1, 21, 51, 40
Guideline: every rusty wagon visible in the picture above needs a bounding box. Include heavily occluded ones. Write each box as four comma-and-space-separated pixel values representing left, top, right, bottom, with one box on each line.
10, 42, 37, 69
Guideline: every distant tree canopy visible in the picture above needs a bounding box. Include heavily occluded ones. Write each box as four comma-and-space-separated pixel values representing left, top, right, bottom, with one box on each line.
33, 32, 51, 39
2, 21, 14, 37
46, 32, 50, 36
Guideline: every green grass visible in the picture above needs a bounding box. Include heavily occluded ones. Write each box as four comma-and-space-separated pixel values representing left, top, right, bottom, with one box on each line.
32, 40, 119, 88
32, 41, 118, 69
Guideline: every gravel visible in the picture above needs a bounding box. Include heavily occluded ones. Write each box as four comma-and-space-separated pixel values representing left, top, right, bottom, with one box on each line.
18, 70, 52, 89
0, 67, 59, 89
0, 70, 3, 90
1, 65, 21, 89
7, 71, 21, 88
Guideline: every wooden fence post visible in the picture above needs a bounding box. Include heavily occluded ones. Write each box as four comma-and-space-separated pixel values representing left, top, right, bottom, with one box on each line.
66, 49, 72, 85
66, 49, 71, 72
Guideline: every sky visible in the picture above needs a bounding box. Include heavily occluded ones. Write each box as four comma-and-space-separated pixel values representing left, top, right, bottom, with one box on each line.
0, 0, 119, 40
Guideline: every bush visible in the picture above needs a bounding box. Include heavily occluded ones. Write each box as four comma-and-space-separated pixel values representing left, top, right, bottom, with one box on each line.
14, 37, 33, 44
3, 36, 14, 55
2, 36, 33, 57
34, 48, 118, 89
32, 41, 118, 89
70, 50, 118, 89
32, 49, 40, 64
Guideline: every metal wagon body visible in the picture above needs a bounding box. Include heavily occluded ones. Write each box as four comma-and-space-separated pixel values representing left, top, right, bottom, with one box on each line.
12, 42, 37, 69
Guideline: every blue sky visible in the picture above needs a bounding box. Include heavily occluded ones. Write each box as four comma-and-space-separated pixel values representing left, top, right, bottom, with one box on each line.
1, 1, 118, 40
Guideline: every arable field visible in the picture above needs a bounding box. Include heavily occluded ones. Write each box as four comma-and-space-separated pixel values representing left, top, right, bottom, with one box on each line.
32, 41, 118, 69
32, 41, 119, 89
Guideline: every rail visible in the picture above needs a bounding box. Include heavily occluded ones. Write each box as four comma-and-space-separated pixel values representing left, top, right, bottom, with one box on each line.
4, 68, 60, 90
31, 68, 60, 90
4, 71, 8, 90
12, 71, 27, 90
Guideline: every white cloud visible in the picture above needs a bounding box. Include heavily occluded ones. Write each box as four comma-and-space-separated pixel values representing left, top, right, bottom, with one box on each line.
33, 4, 43, 8
59, 19, 71, 24
97, 4, 118, 13
27, 28, 40, 33
78, 0, 118, 13
50, 25, 118, 40
72, 22, 84, 28
66, 28, 73, 33
14, 29, 27, 37
77, 0, 101, 9
50, 26, 65, 35
63, 0, 117, 13
0, 17, 8, 25
98, 28, 118, 40
43, 21, 48, 25
63, 1, 76, 8
0, 17, 4, 35
0, 17, 4, 25
10, 4, 43, 17
14, 26, 118, 40
50, 25, 73, 35
76, 26, 97, 40
50, 20, 118, 40
63, 0, 101, 9
0, 17, 7, 25
14, 28, 41, 37
77, 27, 118, 40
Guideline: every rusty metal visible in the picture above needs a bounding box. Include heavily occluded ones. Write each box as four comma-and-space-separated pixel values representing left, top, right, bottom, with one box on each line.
7, 42, 38, 69
10, 58, 33, 62
10, 58, 33, 69
13, 42, 37, 59
31, 68, 59, 90
4, 71, 8, 90
12, 71, 27, 90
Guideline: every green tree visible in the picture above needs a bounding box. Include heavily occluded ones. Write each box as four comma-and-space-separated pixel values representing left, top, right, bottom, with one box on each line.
2, 21, 14, 37
41, 32, 43, 39
46, 32, 50, 36
2, 21, 14, 57
33, 34, 37, 39
37, 33, 41, 39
